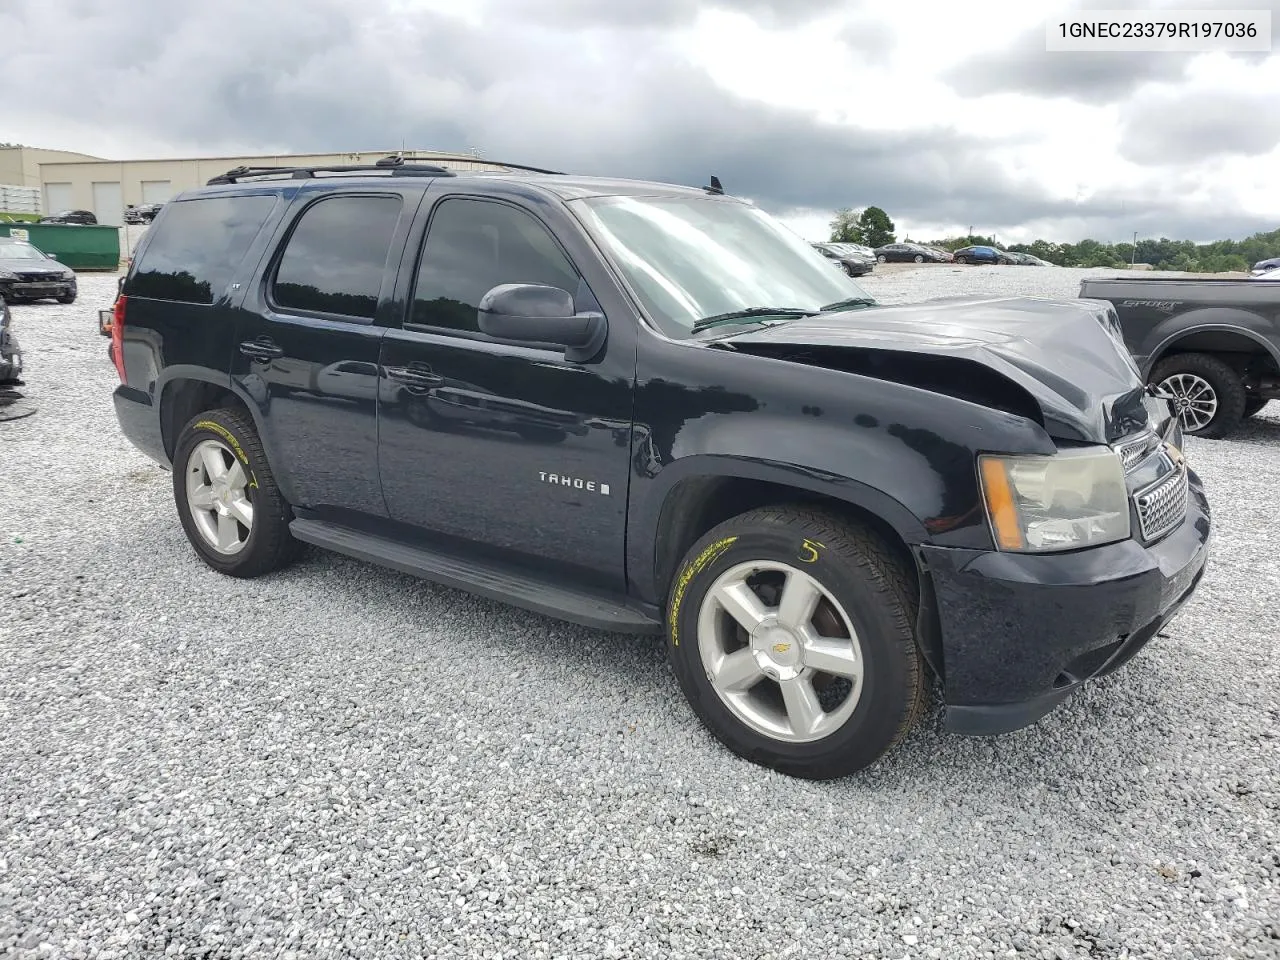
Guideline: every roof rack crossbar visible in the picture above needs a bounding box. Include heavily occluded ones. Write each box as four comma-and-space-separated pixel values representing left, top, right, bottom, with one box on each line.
206, 163, 457, 185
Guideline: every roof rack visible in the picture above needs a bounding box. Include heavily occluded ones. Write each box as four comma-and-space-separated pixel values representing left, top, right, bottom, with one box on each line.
207, 153, 566, 185
468, 159, 566, 175
207, 155, 455, 185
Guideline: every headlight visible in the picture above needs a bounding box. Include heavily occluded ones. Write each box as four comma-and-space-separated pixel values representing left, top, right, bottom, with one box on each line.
978, 447, 1130, 552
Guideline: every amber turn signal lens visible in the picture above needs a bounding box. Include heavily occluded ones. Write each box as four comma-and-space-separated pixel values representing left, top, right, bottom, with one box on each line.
979, 457, 1026, 551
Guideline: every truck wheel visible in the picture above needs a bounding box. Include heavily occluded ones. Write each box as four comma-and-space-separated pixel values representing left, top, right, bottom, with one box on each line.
1244, 397, 1268, 419
172, 407, 301, 578
665, 506, 926, 780
1151, 352, 1246, 439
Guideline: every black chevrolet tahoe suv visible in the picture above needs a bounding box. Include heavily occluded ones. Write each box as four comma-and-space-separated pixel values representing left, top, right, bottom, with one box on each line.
109, 160, 1212, 779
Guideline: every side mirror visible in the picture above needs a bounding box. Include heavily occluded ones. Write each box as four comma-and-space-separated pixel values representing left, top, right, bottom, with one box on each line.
477, 283, 606, 363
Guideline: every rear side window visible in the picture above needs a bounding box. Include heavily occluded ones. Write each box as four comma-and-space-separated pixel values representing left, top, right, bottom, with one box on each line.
271, 195, 403, 320
130, 195, 277, 304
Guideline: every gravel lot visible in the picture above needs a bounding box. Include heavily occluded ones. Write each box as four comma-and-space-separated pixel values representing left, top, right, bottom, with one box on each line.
2, 268, 1278, 960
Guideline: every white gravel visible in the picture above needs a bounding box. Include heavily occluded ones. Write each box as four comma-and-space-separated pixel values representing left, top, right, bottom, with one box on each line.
2, 268, 1278, 960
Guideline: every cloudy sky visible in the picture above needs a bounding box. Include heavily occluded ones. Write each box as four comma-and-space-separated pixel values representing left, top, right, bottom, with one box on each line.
4, 0, 1278, 244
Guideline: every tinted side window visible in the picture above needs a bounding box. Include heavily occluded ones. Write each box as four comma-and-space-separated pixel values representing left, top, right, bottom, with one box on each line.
130, 195, 277, 304
411, 198, 588, 333
272, 195, 403, 320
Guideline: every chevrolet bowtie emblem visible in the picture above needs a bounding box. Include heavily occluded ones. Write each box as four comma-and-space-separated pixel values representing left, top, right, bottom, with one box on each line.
772, 642, 792, 654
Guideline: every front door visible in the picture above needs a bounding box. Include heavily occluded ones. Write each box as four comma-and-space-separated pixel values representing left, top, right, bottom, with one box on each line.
377, 191, 635, 593
231, 187, 418, 518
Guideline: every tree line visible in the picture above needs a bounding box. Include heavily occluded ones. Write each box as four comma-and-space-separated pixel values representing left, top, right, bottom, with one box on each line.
828, 206, 1280, 272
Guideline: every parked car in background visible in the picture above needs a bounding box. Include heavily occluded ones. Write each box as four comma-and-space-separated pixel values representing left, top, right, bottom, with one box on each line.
873, 242, 950, 263
811, 241, 874, 276
38, 209, 97, 225
952, 245, 1009, 265
1251, 266, 1280, 281
1078, 274, 1280, 437
124, 203, 164, 224
923, 246, 954, 262
0, 238, 78, 304
1008, 252, 1050, 266
1249, 257, 1280, 276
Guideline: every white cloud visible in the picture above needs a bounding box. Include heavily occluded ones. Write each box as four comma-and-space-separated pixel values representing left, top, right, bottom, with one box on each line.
3, 0, 1278, 244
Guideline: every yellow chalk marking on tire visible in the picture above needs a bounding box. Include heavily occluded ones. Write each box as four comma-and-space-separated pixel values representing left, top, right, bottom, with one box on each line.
195, 420, 260, 489
798, 538, 824, 563
669, 536, 737, 646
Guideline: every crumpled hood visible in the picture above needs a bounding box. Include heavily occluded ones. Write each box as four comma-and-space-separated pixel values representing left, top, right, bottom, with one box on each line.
720, 295, 1156, 442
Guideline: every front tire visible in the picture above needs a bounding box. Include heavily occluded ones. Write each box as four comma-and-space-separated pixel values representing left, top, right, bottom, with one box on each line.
172, 407, 301, 578
955, 256, 969, 264
913, 254, 924, 263
1244, 397, 1269, 419
876, 254, 887, 263
1150, 352, 1246, 439
666, 506, 926, 780
57, 292, 76, 305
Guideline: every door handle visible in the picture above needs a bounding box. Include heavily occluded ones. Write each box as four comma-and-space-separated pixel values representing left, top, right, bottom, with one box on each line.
239, 338, 283, 361
385, 365, 444, 390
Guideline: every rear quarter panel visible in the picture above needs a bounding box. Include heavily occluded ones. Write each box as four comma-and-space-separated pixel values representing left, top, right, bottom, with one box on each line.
1078, 279, 1280, 375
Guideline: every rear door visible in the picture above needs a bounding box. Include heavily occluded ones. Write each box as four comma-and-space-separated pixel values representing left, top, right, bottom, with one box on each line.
230, 184, 422, 519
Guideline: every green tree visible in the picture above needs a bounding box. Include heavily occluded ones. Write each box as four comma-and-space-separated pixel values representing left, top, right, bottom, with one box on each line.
857, 206, 896, 247
829, 208, 862, 243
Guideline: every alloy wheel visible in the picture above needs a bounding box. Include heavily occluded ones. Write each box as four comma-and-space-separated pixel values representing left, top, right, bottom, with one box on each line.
697, 560, 865, 743
185, 439, 254, 554
1158, 372, 1218, 432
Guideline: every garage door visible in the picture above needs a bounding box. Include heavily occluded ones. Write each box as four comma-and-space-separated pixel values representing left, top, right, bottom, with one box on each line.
92, 181, 123, 226
141, 180, 171, 204
43, 182, 72, 215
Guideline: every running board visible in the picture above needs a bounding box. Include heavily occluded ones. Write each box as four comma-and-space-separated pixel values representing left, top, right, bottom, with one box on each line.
289, 517, 662, 634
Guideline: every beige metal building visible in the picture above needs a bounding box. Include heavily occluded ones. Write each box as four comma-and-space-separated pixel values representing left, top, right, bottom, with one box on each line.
1, 146, 518, 226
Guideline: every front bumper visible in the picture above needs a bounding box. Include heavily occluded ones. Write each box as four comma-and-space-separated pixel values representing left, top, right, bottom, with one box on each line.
4, 279, 76, 300
922, 469, 1211, 735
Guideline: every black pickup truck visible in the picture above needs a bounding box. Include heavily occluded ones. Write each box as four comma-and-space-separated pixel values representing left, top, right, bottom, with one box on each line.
1079, 276, 1280, 438
107, 161, 1211, 779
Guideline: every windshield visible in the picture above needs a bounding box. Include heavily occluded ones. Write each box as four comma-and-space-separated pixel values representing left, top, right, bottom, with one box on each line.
0, 241, 46, 260
572, 195, 875, 338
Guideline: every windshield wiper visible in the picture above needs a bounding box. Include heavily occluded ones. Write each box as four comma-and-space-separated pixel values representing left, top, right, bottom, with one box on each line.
820, 297, 877, 312
691, 306, 815, 332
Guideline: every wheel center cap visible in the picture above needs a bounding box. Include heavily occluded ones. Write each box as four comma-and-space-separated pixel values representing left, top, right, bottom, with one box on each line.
749, 621, 804, 680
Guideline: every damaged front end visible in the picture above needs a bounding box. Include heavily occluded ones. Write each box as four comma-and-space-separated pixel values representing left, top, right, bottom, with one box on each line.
717, 294, 1208, 735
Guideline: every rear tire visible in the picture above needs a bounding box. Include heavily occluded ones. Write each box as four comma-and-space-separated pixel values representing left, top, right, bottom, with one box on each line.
1150, 352, 1246, 439
665, 506, 926, 780
172, 407, 301, 578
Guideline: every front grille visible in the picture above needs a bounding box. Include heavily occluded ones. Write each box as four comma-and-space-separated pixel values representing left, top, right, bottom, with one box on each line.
15, 272, 62, 283
1135, 464, 1188, 542
1114, 430, 1160, 470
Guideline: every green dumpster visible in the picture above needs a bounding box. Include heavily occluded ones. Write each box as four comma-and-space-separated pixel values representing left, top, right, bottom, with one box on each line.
0, 223, 121, 271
